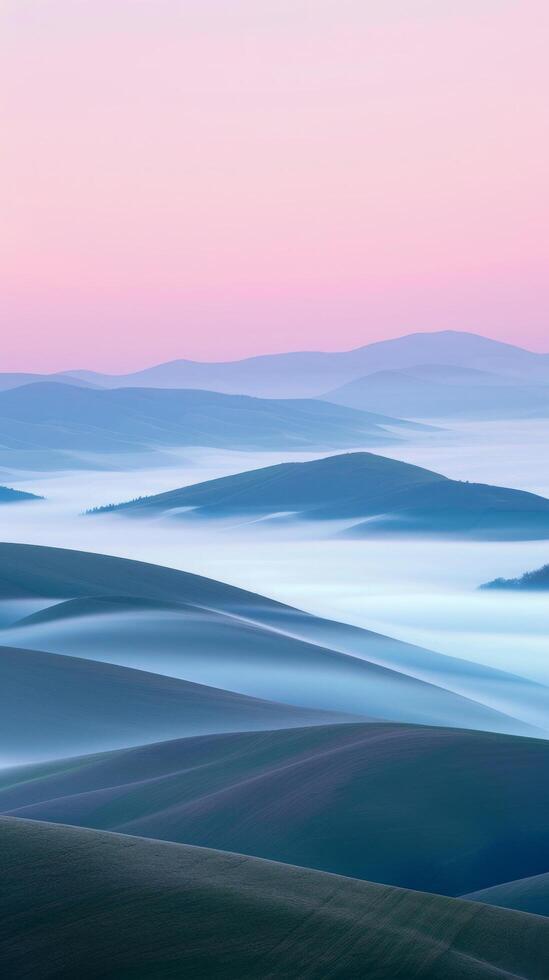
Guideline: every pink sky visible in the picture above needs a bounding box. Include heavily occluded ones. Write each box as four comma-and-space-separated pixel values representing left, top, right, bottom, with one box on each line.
1, 1, 548, 371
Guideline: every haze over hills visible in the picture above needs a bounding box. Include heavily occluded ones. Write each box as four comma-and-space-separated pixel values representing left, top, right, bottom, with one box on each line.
321, 365, 549, 419
63, 330, 549, 397
1, 334, 546, 428
3, 818, 548, 980
0, 372, 96, 392
4, 722, 549, 898
1, 543, 547, 738
0, 645, 351, 765
481, 563, 549, 590
91, 451, 549, 540
0, 382, 417, 457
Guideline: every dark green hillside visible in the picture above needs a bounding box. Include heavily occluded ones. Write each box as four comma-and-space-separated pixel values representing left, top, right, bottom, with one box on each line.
4, 722, 549, 897
1, 817, 548, 979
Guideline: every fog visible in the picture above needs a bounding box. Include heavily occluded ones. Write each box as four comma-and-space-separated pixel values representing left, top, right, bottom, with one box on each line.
1, 421, 548, 687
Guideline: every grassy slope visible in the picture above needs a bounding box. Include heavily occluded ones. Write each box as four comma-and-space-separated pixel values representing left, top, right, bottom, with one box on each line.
1, 816, 548, 979
3, 722, 549, 896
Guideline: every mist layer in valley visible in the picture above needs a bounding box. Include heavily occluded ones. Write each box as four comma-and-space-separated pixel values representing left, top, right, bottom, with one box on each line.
0, 420, 547, 699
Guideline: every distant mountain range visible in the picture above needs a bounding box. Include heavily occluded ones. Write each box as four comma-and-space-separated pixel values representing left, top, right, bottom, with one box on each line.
1, 332, 548, 405
91, 451, 549, 540
64, 330, 549, 397
3, 817, 546, 979
1, 543, 546, 742
0, 382, 418, 457
0, 333, 546, 431
0, 486, 41, 504
481, 563, 549, 590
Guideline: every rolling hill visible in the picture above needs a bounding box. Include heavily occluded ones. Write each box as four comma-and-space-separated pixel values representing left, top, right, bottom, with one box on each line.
3, 722, 549, 897
0, 543, 546, 739
320, 365, 549, 419
1, 817, 548, 979
0, 371, 96, 392
66, 330, 549, 397
0, 645, 352, 765
89, 450, 549, 540
0, 382, 416, 456
465, 872, 549, 917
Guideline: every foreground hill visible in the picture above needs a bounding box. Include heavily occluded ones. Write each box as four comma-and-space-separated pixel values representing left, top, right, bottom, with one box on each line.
0, 382, 415, 455
4, 723, 549, 897
0, 485, 42, 504
67, 330, 549, 397
321, 364, 549, 419
90, 451, 549, 540
0, 645, 350, 765
481, 563, 549, 590
0, 543, 545, 738
1, 818, 548, 979
465, 872, 549, 917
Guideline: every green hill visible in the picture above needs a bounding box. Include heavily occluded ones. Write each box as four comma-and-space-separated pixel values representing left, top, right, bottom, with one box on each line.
4, 722, 549, 897
1, 817, 548, 979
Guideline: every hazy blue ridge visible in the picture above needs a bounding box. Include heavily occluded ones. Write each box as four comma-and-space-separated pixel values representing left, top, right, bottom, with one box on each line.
87, 450, 549, 540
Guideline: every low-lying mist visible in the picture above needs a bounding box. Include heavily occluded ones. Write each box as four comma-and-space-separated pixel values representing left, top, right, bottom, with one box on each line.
1, 421, 547, 686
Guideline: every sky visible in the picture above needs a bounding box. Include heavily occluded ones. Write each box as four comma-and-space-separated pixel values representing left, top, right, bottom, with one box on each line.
1, 0, 548, 371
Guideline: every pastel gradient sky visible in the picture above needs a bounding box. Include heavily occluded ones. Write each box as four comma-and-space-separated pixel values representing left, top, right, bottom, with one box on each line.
1, 1, 548, 371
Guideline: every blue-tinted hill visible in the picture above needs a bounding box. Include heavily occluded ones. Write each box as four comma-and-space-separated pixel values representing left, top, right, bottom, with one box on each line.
0, 543, 546, 740
0, 486, 42, 503
0, 382, 417, 454
321, 364, 549, 419
68, 330, 549, 397
0, 645, 351, 765
90, 450, 549, 540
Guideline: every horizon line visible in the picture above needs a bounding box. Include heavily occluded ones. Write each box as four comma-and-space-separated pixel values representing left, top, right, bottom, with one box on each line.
3, 328, 547, 378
